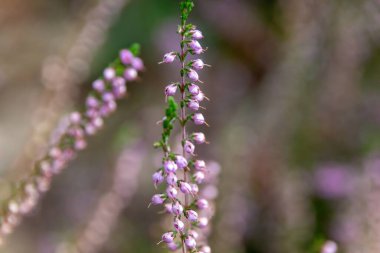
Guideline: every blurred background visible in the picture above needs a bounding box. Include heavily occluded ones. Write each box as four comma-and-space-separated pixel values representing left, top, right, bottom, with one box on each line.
0, 0, 380, 252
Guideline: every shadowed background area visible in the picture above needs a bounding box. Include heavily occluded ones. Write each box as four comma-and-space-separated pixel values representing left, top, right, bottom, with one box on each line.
0, 0, 380, 252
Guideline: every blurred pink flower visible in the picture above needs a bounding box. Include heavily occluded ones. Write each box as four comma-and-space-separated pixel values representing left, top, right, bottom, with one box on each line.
313, 164, 355, 199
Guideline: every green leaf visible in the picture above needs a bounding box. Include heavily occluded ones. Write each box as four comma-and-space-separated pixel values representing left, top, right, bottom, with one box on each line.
115, 66, 125, 76
160, 97, 179, 145
129, 43, 141, 56
153, 142, 162, 148
180, 0, 194, 24
166, 97, 179, 118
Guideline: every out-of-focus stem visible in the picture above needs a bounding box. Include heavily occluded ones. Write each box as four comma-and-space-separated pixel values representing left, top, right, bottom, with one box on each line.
55, 141, 145, 253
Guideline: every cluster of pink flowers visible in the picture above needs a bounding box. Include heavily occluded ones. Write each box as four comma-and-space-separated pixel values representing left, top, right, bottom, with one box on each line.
0, 49, 143, 240
151, 6, 214, 252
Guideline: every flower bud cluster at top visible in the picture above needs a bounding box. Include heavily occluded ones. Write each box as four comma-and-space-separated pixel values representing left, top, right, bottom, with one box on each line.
151, 1, 214, 253
0, 44, 143, 242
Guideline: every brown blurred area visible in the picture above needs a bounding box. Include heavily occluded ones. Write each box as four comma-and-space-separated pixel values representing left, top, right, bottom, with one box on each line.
1, 0, 380, 253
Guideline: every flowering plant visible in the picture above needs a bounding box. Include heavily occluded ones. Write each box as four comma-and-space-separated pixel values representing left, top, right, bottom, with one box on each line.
0, 44, 143, 240
150, 1, 213, 253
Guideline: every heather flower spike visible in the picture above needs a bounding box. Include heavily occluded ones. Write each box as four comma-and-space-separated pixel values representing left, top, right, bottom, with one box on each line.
151, 1, 216, 252
0, 44, 143, 241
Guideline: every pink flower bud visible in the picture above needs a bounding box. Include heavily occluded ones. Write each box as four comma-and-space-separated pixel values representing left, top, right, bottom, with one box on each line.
112, 77, 127, 98
92, 117, 104, 129
184, 141, 195, 154
131, 57, 144, 71
175, 155, 188, 169
186, 210, 198, 222
112, 76, 126, 87
174, 218, 185, 231
51, 160, 63, 172
86, 108, 99, 118
189, 40, 202, 51
49, 147, 61, 158
172, 202, 184, 216
166, 186, 178, 199
193, 91, 206, 102
191, 184, 199, 194
193, 132, 206, 144
201, 245, 211, 253
86, 96, 99, 108
69, 112, 81, 124
188, 69, 199, 82
124, 68, 138, 81
188, 230, 199, 239
192, 113, 205, 125
69, 128, 84, 138
92, 79, 106, 92
198, 217, 208, 228
99, 105, 110, 117
102, 92, 114, 102
164, 160, 178, 173
52, 159, 65, 174
188, 100, 200, 111
188, 83, 200, 95
196, 199, 209, 209
152, 171, 164, 185
191, 30, 204, 40
19, 197, 37, 215
162, 52, 177, 63
23, 186, 38, 199
85, 124, 97, 135
179, 181, 192, 194
120, 49, 134, 64
193, 47, 204, 55
75, 139, 87, 150
194, 160, 206, 170
185, 236, 196, 249
40, 161, 52, 176
165, 203, 173, 214
194, 171, 205, 184
192, 59, 205, 70
162, 232, 175, 243
166, 173, 178, 186
62, 149, 75, 161
113, 84, 127, 98
167, 242, 178, 251
151, 194, 165, 205
165, 84, 177, 97
37, 176, 52, 191
103, 67, 116, 80
107, 100, 117, 112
